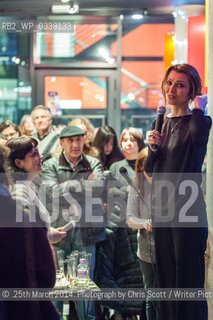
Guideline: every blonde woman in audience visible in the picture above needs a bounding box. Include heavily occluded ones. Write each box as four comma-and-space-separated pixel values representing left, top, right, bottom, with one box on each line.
19, 114, 35, 136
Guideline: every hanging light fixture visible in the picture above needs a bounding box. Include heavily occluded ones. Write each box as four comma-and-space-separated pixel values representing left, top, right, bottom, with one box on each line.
52, 1, 79, 14
67, 1, 79, 14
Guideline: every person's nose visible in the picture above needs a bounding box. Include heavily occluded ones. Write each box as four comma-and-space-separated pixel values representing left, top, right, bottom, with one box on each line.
169, 84, 176, 94
126, 139, 132, 146
73, 141, 79, 147
106, 143, 110, 150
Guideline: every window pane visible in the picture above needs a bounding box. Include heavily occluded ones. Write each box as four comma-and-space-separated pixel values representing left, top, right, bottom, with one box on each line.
35, 20, 118, 65
44, 75, 107, 127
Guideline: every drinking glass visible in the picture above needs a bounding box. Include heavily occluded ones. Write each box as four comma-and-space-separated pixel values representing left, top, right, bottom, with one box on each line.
83, 252, 92, 279
67, 256, 77, 288
56, 250, 65, 275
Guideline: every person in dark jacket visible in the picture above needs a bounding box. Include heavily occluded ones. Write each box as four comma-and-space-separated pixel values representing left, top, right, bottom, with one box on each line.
95, 127, 146, 320
41, 125, 106, 320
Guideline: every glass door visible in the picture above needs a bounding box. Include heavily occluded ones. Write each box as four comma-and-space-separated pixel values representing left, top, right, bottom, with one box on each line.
34, 68, 120, 132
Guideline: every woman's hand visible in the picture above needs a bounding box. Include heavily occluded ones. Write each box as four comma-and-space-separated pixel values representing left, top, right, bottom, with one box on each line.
194, 95, 208, 113
48, 227, 67, 244
127, 217, 152, 231
147, 129, 163, 152
143, 219, 152, 232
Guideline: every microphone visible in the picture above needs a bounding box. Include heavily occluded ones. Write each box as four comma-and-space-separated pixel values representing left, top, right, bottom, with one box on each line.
152, 105, 166, 150
119, 167, 149, 210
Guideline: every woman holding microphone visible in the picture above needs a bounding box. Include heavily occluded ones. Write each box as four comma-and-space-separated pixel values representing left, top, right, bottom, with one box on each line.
145, 64, 211, 320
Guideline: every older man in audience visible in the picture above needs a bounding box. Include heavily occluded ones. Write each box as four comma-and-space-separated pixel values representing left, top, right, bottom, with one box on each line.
41, 125, 105, 320
31, 105, 60, 161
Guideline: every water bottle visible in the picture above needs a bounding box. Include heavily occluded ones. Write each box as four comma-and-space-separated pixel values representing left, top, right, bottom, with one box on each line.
77, 258, 88, 287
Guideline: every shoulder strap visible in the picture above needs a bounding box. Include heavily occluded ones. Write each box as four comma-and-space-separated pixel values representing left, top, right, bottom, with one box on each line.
42, 134, 59, 162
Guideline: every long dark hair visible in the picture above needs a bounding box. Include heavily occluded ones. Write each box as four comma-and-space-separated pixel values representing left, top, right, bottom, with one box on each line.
6, 136, 38, 179
93, 126, 124, 169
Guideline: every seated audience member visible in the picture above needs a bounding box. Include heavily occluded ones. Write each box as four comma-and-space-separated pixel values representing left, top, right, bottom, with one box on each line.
93, 125, 124, 170
0, 143, 60, 320
0, 120, 20, 141
19, 114, 35, 136
31, 105, 60, 162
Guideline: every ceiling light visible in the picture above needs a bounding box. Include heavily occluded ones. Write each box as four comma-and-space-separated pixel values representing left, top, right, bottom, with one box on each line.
61, 0, 70, 2
131, 9, 147, 20
67, 2, 79, 14
51, 2, 79, 14
51, 5, 70, 13
132, 14, 143, 20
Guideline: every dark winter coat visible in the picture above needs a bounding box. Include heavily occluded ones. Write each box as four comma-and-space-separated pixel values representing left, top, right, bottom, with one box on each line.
95, 159, 144, 315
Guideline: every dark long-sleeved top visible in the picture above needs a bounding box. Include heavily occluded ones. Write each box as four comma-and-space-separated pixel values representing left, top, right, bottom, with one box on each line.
145, 109, 212, 227
145, 109, 211, 173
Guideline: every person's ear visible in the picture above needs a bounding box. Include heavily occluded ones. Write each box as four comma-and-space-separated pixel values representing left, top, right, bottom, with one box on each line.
14, 159, 23, 169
